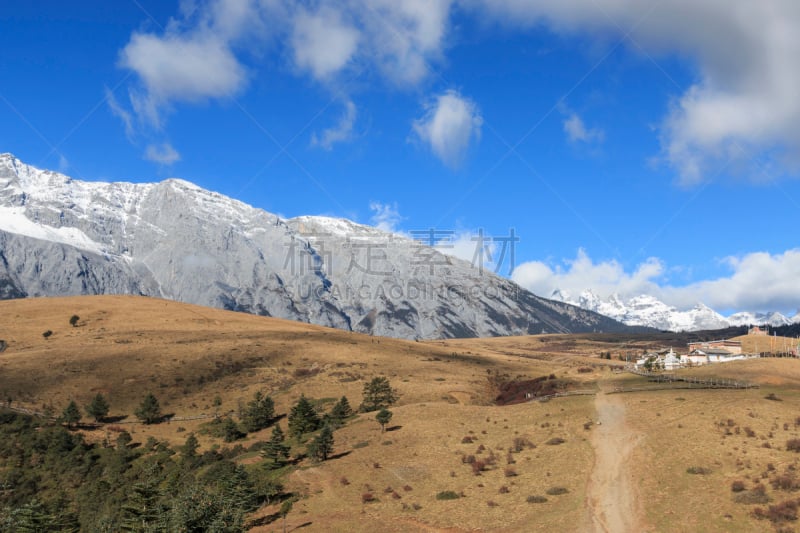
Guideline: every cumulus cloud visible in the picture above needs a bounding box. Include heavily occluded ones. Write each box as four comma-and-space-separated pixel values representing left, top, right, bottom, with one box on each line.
412, 90, 483, 168
357, 0, 453, 85
469, 0, 800, 183
438, 231, 498, 271
563, 113, 604, 144
120, 33, 246, 126
291, 7, 359, 80
512, 249, 664, 302
144, 142, 181, 165
369, 201, 403, 233
511, 248, 800, 313
311, 100, 357, 150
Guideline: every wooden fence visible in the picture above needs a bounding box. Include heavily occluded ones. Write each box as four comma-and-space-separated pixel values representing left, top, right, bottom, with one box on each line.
623, 365, 757, 390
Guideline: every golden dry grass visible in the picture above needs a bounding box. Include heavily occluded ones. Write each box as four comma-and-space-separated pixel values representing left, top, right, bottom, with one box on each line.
4, 295, 800, 532
729, 334, 799, 356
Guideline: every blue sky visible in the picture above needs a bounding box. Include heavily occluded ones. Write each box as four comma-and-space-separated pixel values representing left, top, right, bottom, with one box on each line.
2, 1, 800, 315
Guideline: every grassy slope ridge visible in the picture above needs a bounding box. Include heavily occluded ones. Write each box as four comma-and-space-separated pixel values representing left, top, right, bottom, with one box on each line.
3, 295, 800, 531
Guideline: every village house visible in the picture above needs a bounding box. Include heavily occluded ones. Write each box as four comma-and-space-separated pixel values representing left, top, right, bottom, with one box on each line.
687, 339, 742, 355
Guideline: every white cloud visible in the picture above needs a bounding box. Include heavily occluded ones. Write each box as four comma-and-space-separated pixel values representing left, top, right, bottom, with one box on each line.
369, 201, 402, 233
438, 231, 498, 271
120, 33, 246, 123
357, 0, 453, 85
144, 142, 181, 165
311, 100, 357, 150
105, 88, 135, 140
563, 113, 604, 144
512, 248, 800, 313
512, 249, 664, 302
412, 90, 483, 168
291, 7, 359, 80
469, 0, 800, 183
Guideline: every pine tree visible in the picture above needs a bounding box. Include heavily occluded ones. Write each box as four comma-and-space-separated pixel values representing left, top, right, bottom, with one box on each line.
221, 417, 244, 442
261, 425, 290, 468
307, 425, 334, 462
61, 400, 81, 428
181, 433, 199, 460
135, 393, 162, 424
376, 408, 393, 433
120, 474, 164, 531
85, 393, 109, 422
288, 395, 320, 438
360, 376, 398, 412
242, 391, 275, 433
330, 396, 353, 423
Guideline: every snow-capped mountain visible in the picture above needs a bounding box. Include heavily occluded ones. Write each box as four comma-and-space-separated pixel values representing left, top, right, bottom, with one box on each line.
551, 289, 795, 332
0, 153, 646, 339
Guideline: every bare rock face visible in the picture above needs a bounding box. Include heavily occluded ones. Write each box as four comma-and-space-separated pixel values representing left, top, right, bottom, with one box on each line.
0, 153, 643, 339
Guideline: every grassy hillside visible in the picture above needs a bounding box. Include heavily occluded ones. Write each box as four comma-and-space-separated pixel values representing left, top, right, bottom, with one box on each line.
3, 296, 800, 531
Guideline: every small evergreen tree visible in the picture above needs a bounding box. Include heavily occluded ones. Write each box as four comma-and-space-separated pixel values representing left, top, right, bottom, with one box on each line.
181, 433, 199, 460
279, 500, 293, 533
288, 395, 320, 438
375, 408, 393, 433
221, 418, 244, 442
329, 396, 353, 424
69, 315, 80, 327
307, 425, 334, 462
85, 393, 109, 422
261, 425, 290, 468
241, 391, 275, 433
135, 393, 162, 424
360, 376, 398, 412
61, 400, 81, 428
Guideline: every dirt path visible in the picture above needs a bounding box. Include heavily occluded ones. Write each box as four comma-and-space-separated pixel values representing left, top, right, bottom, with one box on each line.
585, 383, 643, 532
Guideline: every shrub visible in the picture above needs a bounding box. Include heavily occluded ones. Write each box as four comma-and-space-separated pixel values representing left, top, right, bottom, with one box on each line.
403, 485, 413, 492
412, 503, 422, 510
504, 467, 517, 477
362, 493, 376, 504
787, 439, 800, 452
340, 477, 350, 486
731, 480, 747, 493
527, 495, 547, 503
759, 499, 800, 523
487, 500, 498, 507
735, 485, 771, 504
462, 454, 476, 464
462, 435, 474, 444
498, 485, 510, 494
546, 437, 566, 446
765, 393, 782, 401
686, 466, 711, 475
69, 315, 80, 327
744, 427, 756, 438
471, 460, 486, 475
436, 491, 460, 500
771, 473, 800, 491
42, 330, 53, 339
546, 487, 569, 496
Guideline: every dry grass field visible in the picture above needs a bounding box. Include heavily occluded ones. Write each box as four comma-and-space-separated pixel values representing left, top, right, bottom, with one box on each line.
3, 295, 800, 531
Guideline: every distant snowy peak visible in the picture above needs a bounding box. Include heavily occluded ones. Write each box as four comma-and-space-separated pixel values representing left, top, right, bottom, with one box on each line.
727, 311, 792, 327
550, 289, 792, 331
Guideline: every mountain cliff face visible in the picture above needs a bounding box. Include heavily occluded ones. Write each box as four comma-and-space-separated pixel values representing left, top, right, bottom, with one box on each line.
551, 289, 795, 332
0, 153, 643, 339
